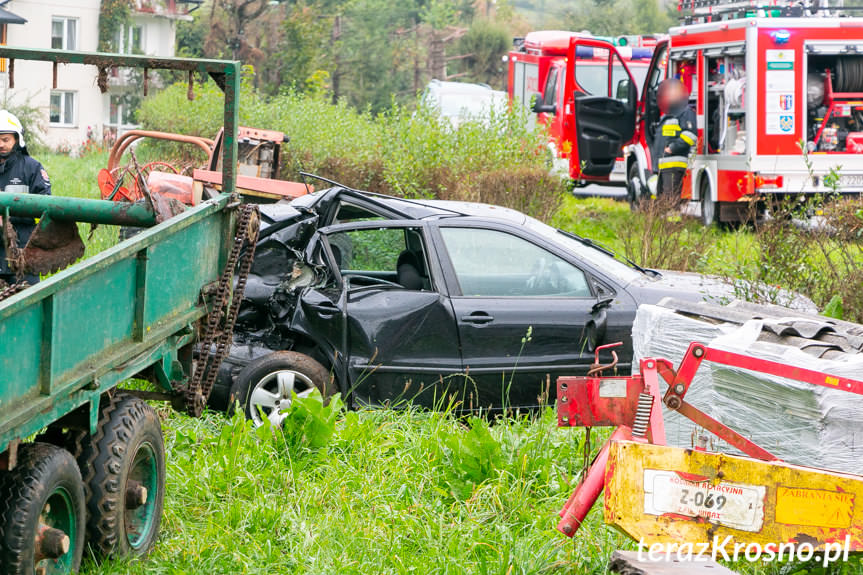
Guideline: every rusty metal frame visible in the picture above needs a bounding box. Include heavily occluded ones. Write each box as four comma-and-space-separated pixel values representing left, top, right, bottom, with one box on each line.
107, 130, 215, 172
0, 47, 240, 197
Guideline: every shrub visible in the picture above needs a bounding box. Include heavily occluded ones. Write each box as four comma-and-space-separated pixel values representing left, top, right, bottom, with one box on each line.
137, 81, 566, 220
727, 196, 863, 321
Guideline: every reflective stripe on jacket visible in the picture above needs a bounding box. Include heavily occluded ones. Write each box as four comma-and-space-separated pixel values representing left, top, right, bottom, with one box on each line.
656, 104, 697, 172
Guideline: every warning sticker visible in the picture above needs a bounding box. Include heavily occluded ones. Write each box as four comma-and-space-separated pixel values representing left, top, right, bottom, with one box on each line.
776, 487, 854, 528
599, 378, 628, 398
643, 469, 766, 532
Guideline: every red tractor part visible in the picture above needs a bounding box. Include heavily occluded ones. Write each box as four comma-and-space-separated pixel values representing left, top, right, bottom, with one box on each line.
102, 127, 310, 204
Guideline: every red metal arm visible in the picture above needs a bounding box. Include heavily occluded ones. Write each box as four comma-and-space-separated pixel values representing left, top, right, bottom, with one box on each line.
555, 340, 863, 538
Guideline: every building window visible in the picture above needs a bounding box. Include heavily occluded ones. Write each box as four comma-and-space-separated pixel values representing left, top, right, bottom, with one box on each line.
50, 91, 76, 126
115, 24, 144, 54
51, 17, 77, 51
108, 95, 135, 127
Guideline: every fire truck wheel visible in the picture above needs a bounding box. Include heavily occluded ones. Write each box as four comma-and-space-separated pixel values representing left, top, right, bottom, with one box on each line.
626, 162, 643, 210
0, 442, 86, 575
77, 393, 165, 559
700, 179, 717, 226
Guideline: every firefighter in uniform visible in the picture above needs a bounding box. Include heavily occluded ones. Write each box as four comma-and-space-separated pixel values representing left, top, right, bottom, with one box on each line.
0, 110, 51, 286
655, 79, 696, 197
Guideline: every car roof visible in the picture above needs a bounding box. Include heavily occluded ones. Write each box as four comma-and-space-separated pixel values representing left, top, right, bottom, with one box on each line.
411, 199, 528, 225
298, 188, 530, 225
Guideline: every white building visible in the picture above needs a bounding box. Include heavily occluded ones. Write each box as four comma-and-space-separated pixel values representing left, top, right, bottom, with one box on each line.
0, 0, 197, 150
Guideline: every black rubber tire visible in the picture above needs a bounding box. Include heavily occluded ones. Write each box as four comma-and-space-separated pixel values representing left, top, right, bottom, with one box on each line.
34, 427, 88, 461
626, 162, 643, 211
0, 442, 86, 575
700, 178, 717, 226
229, 351, 334, 422
77, 393, 165, 559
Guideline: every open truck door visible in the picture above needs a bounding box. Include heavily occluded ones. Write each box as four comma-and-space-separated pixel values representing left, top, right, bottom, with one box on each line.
565, 38, 638, 179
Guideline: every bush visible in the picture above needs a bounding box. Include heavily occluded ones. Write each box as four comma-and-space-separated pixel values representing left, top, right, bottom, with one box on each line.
761, 197, 863, 321
137, 81, 565, 220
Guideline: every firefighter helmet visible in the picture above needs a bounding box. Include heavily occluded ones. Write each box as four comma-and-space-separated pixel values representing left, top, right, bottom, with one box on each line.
0, 110, 25, 149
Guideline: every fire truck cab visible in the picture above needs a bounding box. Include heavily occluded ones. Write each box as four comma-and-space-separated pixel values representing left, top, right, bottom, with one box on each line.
507, 31, 655, 185
568, 0, 863, 224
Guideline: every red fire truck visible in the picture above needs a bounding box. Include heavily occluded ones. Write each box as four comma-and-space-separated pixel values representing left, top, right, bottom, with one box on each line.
507, 31, 657, 185
561, 0, 863, 224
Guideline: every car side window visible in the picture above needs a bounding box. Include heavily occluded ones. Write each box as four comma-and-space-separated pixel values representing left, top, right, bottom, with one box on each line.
440, 227, 591, 297
332, 201, 387, 224
327, 226, 432, 291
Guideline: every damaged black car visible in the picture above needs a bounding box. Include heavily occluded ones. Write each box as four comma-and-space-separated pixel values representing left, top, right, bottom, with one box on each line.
211, 187, 740, 425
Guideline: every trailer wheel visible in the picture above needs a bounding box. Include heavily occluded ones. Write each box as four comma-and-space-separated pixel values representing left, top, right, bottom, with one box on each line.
229, 351, 334, 427
35, 427, 88, 460
77, 393, 165, 558
0, 443, 85, 575
700, 178, 717, 226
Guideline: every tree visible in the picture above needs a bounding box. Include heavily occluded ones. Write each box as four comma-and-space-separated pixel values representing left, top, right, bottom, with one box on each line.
455, 20, 510, 87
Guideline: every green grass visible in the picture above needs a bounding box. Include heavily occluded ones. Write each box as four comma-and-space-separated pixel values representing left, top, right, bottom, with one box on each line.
82, 406, 637, 575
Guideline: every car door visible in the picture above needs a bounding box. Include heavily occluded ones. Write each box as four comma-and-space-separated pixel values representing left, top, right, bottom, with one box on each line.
317, 220, 464, 409
433, 222, 601, 412
566, 37, 638, 178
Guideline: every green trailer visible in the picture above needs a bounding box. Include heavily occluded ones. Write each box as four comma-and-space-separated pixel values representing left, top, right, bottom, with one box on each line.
0, 48, 256, 574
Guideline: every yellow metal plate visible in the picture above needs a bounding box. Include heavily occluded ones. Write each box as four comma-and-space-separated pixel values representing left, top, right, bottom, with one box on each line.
605, 441, 863, 550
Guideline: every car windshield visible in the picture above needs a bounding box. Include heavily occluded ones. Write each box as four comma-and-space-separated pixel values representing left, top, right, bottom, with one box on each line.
522, 216, 646, 285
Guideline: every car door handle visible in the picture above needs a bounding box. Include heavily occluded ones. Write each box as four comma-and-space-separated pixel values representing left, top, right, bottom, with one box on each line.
461, 312, 494, 325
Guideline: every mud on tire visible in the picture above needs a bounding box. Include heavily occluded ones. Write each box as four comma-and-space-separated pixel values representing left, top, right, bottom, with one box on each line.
77, 392, 165, 558
0, 442, 86, 575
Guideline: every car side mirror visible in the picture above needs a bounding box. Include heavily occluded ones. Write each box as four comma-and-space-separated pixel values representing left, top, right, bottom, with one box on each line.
532, 100, 557, 115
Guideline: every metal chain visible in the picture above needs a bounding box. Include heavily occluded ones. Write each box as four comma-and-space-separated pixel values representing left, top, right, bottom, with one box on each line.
0, 280, 29, 302
184, 202, 260, 416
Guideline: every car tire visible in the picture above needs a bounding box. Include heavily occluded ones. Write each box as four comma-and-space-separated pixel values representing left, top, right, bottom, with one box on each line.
229, 351, 334, 427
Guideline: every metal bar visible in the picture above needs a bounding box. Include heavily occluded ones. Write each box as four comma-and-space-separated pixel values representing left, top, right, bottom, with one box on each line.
558, 426, 633, 537
673, 400, 780, 461
108, 130, 214, 172
0, 193, 157, 226
133, 249, 148, 342
702, 344, 863, 395
39, 295, 54, 395
0, 196, 228, 321
640, 358, 667, 445
0, 46, 234, 76
221, 60, 240, 197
